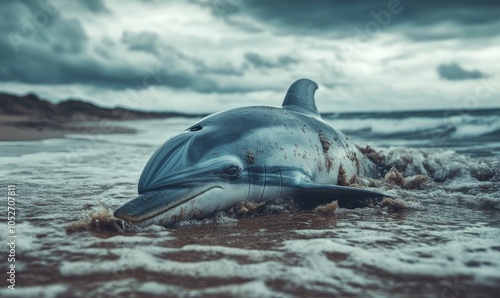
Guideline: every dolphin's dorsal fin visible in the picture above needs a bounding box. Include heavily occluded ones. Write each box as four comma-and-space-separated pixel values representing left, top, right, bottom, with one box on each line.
282, 79, 319, 115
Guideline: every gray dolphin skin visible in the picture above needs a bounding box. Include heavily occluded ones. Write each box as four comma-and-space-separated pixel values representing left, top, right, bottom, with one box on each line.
114, 79, 388, 227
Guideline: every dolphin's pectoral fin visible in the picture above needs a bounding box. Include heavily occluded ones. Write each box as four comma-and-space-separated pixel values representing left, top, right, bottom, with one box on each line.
282, 79, 320, 116
291, 181, 391, 209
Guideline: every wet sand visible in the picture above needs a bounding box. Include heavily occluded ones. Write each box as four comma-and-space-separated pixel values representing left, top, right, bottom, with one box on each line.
0, 115, 136, 141
0, 92, 194, 142
0, 114, 499, 297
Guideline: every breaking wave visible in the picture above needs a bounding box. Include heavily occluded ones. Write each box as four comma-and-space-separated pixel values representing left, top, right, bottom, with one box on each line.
324, 109, 500, 153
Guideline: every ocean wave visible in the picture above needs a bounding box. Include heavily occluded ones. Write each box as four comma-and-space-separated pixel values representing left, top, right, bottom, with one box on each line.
4, 109, 500, 298
362, 146, 500, 209
370, 147, 500, 182
326, 113, 500, 142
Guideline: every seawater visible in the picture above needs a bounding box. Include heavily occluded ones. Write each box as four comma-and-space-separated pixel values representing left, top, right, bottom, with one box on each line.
0, 109, 499, 298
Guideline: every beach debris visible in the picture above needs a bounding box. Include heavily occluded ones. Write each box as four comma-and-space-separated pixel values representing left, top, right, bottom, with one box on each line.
227, 200, 265, 217
66, 206, 133, 237
313, 201, 339, 214
380, 197, 425, 211
384, 167, 406, 186
356, 145, 386, 165
384, 167, 429, 189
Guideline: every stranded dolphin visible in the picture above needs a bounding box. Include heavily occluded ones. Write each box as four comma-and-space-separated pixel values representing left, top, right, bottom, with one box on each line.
114, 79, 387, 227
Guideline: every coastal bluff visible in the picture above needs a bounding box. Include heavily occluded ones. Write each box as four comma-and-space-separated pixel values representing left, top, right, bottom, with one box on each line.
0, 92, 201, 141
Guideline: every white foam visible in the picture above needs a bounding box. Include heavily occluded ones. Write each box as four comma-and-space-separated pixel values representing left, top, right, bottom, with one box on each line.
1, 113, 499, 297
326, 114, 500, 141
137, 281, 180, 295
0, 284, 67, 298
281, 234, 500, 284
59, 247, 351, 295
451, 116, 500, 138
327, 116, 447, 135
138, 280, 286, 298
179, 244, 281, 259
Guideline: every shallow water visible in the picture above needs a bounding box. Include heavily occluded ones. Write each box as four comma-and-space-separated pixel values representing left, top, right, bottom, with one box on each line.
1, 109, 499, 297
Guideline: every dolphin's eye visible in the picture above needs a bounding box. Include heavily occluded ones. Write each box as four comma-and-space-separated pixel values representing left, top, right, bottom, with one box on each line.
225, 165, 240, 177
189, 126, 202, 132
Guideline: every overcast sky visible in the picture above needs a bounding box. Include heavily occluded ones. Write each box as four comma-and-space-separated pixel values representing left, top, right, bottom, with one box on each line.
0, 0, 499, 113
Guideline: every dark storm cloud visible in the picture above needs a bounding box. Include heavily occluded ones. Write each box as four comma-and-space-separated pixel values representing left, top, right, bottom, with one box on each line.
0, 29, 221, 92
0, 1, 245, 93
203, 0, 500, 40
120, 30, 246, 76
49, 19, 88, 53
13, 0, 108, 14
0, 1, 88, 54
437, 63, 486, 81
122, 31, 159, 55
0, 1, 133, 89
80, 0, 109, 12
1, 33, 158, 89
245, 53, 298, 69
0, 25, 223, 91
3, 0, 497, 98
197, 61, 245, 76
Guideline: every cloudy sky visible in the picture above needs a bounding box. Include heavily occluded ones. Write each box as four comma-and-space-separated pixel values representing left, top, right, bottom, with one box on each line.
0, 0, 499, 113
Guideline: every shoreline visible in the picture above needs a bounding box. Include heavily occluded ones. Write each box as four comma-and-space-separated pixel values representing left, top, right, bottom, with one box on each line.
0, 92, 203, 142
0, 116, 137, 142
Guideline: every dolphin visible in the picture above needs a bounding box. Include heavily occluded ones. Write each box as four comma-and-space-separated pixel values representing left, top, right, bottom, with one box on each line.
114, 79, 387, 227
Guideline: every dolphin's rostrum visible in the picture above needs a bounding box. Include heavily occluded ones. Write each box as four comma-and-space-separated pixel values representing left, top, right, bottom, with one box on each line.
114, 79, 388, 227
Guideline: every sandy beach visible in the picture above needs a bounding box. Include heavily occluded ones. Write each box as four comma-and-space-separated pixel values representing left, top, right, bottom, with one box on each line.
0, 115, 138, 141
0, 92, 196, 142
1, 111, 499, 298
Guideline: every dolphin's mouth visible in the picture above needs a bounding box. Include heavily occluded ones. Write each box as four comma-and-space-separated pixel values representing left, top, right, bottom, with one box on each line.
114, 186, 222, 223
